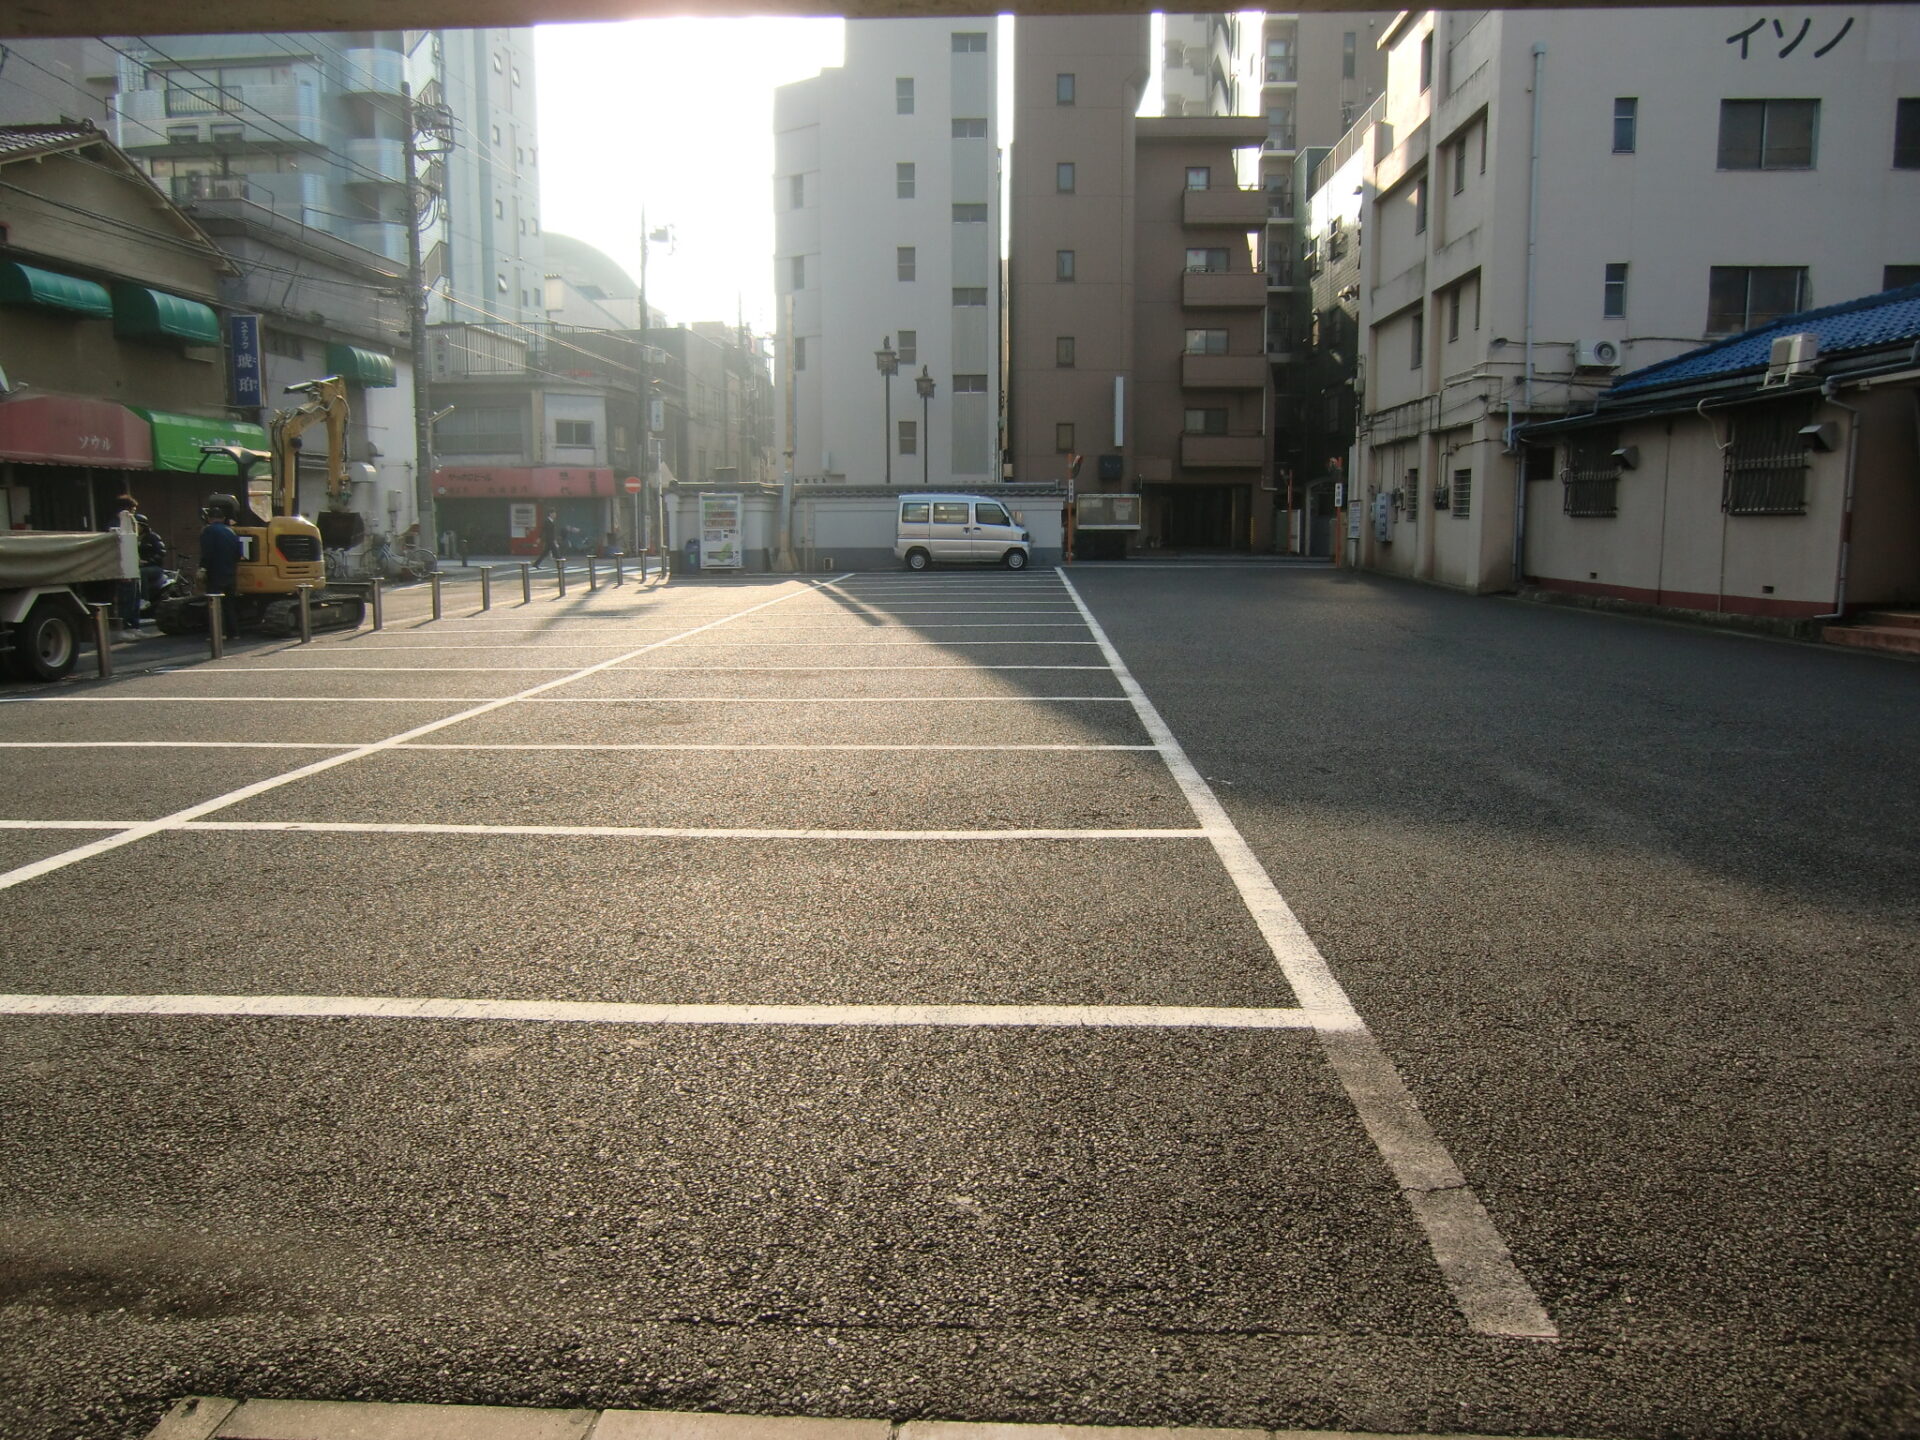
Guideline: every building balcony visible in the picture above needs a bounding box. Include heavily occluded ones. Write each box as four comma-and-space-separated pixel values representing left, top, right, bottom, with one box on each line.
347, 220, 408, 264
120, 83, 322, 147
1181, 433, 1266, 469
1182, 270, 1266, 308
1265, 262, 1298, 289
1183, 186, 1267, 228
170, 174, 252, 203
1263, 62, 1297, 85
340, 47, 406, 95
1182, 353, 1268, 389
1261, 129, 1297, 154
344, 137, 406, 185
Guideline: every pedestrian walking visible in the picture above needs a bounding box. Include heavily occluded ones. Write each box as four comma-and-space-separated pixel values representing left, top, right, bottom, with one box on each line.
533, 511, 564, 569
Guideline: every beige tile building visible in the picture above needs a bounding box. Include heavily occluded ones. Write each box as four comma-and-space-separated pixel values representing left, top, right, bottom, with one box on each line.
1009, 17, 1270, 552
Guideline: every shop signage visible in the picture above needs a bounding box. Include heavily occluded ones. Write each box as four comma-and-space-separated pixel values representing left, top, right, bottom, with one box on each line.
432, 466, 616, 499
0, 394, 152, 469
229, 314, 263, 408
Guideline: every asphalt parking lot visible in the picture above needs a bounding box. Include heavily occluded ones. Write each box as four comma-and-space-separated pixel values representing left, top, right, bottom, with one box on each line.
0, 563, 1914, 1440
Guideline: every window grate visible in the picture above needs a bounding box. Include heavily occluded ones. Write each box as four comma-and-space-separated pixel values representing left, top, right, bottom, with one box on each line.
1452, 468, 1472, 517
1724, 400, 1814, 515
1563, 430, 1620, 517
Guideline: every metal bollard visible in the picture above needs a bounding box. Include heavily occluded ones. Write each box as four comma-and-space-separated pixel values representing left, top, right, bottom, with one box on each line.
297, 584, 313, 644
587, 557, 598, 591
369, 578, 384, 631
556, 561, 568, 597
430, 572, 443, 621
520, 562, 532, 605
207, 595, 226, 660
480, 566, 493, 611
90, 603, 113, 680
613, 554, 624, 586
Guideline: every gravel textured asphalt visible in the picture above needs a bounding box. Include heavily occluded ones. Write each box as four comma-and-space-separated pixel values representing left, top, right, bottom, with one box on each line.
0, 566, 1914, 1440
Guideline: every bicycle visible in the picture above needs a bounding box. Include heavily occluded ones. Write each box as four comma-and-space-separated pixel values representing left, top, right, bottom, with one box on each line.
357, 532, 438, 581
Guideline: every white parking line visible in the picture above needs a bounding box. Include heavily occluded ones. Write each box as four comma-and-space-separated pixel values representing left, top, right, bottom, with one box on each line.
0, 993, 1327, 1029
0, 742, 1152, 753
0, 577, 851, 894
1057, 572, 1556, 1342
5, 695, 1133, 705
188, 822, 1208, 841
0, 741, 354, 750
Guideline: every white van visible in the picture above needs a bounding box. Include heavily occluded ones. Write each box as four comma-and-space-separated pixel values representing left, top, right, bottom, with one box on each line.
895, 493, 1032, 570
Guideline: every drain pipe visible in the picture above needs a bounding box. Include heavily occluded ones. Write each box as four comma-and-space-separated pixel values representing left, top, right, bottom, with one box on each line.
1513, 42, 1546, 584
1814, 377, 1863, 621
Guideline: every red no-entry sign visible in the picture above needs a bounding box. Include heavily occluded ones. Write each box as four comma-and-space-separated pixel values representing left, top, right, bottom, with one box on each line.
622, 476, 643, 493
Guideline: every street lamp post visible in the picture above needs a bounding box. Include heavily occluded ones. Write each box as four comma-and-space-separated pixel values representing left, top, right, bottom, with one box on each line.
874, 336, 898, 486
915, 365, 936, 488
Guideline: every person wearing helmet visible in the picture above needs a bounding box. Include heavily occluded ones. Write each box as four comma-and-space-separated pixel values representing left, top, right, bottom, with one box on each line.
198, 495, 243, 637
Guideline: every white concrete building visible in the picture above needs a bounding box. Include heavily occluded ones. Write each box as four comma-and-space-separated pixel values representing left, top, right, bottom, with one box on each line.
774, 19, 1001, 488
1323, 5, 1920, 592
1161, 13, 1256, 119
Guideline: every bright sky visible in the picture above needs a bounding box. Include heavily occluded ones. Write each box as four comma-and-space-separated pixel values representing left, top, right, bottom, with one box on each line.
534, 19, 847, 338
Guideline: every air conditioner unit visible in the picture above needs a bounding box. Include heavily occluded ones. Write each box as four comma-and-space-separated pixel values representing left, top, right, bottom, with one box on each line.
1574, 339, 1622, 371
1763, 331, 1820, 387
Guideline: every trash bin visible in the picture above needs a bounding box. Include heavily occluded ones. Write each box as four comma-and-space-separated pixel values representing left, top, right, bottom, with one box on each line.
683, 538, 701, 572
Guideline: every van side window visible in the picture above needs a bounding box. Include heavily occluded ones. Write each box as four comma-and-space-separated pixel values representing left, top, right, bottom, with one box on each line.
932, 502, 970, 523
901, 502, 931, 522
975, 502, 1010, 526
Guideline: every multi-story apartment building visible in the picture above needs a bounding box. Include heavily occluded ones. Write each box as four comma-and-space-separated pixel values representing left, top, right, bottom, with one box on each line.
1009, 16, 1271, 551
1160, 13, 1255, 119
1316, 5, 1920, 592
774, 19, 1001, 489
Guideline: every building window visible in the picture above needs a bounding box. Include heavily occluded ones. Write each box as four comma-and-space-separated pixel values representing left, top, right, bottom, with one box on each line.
896, 330, 916, 364
899, 419, 918, 454
1885, 265, 1920, 290
1419, 33, 1433, 92
1057, 161, 1076, 193
1603, 263, 1628, 319
793, 337, 806, 370
1708, 265, 1808, 332
264, 329, 305, 360
1563, 430, 1621, 517
1056, 249, 1075, 281
790, 174, 804, 208
1185, 247, 1230, 272
1404, 468, 1420, 516
952, 118, 987, 138
789, 255, 804, 290
1414, 177, 1428, 233
951, 30, 987, 52
1718, 98, 1818, 170
1725, 399, 1816, 514
1057, 72, 1076, 105
953, 287, 987, 306
1186, 165, 1211, 190
1055, 423, 1075, 452
1056, 336, 1075, 367
1452, 467, 1472, 516
953, 374, 988, 392
898, 247, 916, 281
897, 162, 915, 198
555, 420, 594, 447
953, 203, 987, 222
1410, 308, 1424, 368
1447, 286, 1462, 342
1342, 31, 1356, 80
1183, 408, 1229, 434
1184, 328, 1228, 354
896, 78, 914, 114
1452, 137, 1467, 194
1896, 99, 1920, 168
209, 122, 243, 143
1613, 97, 1638, 154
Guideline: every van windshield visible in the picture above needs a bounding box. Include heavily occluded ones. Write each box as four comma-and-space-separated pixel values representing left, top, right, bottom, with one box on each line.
976, 503, 1010, 526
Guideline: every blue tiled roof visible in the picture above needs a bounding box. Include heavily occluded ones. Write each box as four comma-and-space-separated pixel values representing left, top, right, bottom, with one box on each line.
1611, 283, 1920, 395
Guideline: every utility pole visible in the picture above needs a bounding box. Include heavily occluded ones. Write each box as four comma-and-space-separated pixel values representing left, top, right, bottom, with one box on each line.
403, 82, 452, 553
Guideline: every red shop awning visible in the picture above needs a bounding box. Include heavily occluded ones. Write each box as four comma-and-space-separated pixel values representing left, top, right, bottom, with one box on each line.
0, 393, 153, 469
432, 466, 615, 499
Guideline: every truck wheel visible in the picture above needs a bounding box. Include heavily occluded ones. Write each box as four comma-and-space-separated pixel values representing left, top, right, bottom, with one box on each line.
905, 548, 931, 571
1003, 548, 1029, 571
12, 600, 80, 682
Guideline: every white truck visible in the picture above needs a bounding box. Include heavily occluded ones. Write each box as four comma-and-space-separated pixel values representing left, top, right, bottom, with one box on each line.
0, 525, 136, 682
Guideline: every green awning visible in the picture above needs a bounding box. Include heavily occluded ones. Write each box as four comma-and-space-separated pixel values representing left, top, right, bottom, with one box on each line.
134, 409, 271, 475
326, 343, 397, 388
111, 284, 221, 346
0, 261, 112, 318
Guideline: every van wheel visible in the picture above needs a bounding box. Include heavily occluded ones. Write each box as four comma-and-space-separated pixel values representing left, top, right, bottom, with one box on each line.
1003, 548, 1029, 571
12, 600, 80, 682
905, 548, 931, 571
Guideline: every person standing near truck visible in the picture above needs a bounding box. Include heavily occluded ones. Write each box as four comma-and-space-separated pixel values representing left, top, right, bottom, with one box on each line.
197, 495, 243, 637
104, 496, 143, 636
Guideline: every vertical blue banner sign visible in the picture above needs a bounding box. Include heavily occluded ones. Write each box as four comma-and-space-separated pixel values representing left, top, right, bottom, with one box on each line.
230, 313, 263, 408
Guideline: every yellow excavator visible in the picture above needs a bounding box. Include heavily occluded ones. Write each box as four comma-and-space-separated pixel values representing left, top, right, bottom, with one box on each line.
155, 377, 368, 636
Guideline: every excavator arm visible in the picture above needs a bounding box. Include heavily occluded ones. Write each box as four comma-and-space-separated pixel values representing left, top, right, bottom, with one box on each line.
268, 376, 351, 516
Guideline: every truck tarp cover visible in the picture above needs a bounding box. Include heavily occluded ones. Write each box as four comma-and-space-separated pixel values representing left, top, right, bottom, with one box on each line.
0, 530, 136, 586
